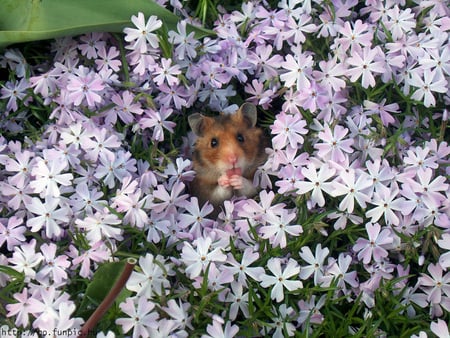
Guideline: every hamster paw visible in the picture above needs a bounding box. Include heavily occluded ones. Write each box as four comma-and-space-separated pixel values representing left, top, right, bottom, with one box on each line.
218, 173, 231, 187
229, 175, 244, 190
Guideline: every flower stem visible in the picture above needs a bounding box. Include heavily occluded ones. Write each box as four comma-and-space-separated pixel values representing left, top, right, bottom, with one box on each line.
78, 258, 137, 338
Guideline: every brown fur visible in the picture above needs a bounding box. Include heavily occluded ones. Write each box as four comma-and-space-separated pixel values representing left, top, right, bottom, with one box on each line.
189, 104, 268, 210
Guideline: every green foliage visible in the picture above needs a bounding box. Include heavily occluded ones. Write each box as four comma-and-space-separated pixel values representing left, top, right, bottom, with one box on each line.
0, 0, 214, 49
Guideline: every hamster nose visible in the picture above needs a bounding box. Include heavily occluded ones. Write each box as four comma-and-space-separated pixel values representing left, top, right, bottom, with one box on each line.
228, 154, 238, 166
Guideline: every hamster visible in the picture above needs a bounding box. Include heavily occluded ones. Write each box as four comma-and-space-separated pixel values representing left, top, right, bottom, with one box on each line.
188, 103, 268, 212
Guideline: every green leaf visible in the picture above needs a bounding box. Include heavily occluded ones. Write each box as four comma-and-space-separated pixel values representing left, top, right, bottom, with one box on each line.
77, 260, 129, 319
0, 0, 214, 49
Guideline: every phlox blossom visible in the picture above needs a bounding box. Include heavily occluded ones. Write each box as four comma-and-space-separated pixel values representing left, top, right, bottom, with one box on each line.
260, 258, 303, 302
116, 296, 159, 338
0, 216, 26, 251
259, 210, 303, 248
346, 46, 385, 88
124, 13, 162, 53
295, 162, 336, 207
314, 124, 354, 164
332, 168, 372, 213
353, 223, 394, 264
280, 52, 313, 90
410, 69, 448, 107
181, 236, 227, 279
271, 112, 308, 149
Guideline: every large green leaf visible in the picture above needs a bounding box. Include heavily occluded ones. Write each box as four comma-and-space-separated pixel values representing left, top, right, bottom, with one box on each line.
0, 0, 214, 49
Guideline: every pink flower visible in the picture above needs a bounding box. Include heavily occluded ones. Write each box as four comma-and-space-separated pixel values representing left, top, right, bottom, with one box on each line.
36, 243, 70, 285
95, 45, 121, 72
385, 6, 416, 40
75, 209, 123, 243
336, 19, 373, 52
260, 258, 302, 302
202, 318, 239, 338
0, 79, 30, 112
431, 319, 450, 338
353, 223, 394, 264
6, 287, 43, 327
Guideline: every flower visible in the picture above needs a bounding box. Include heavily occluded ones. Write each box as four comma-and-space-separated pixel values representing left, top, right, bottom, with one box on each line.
0, 216, 26, 251
296, 162, 336, 207
116, 297, 159, 338
299, 244, 329, 285
280, 52, 313, 90
353, 223, 394, 264
259, 209, 303, 248
123, 13, 162, 53
346, 46, 385, 88
314, 124, 354, 164
181, 236, 227, 279
410, 69, 448, 107
260, 258, 302, 302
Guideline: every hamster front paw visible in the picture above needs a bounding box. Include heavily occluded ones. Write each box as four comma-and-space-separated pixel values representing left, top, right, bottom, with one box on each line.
218, 173, 231, 188
229, 174, 244, 190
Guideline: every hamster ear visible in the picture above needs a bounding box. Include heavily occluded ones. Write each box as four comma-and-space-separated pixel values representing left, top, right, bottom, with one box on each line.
188, 113, 209, 136
238, 103, 257, 127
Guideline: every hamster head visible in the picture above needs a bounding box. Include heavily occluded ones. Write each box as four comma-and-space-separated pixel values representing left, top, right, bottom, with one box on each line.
188, 103, 265, 179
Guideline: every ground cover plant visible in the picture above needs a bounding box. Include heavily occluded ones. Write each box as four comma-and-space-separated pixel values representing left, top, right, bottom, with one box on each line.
0, 0, 449, 336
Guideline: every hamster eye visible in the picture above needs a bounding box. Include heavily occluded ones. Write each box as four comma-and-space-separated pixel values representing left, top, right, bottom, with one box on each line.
236, 133, 245, 143
210, 138, 219, 148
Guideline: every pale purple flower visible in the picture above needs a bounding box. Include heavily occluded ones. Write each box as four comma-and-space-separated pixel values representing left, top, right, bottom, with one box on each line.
331, 169, 372, 213
123, 13, 162, 53
363, 99, 399, 126
0, 79, 30, 112
8, 239, 43, 281
201, 318, 239, 338
116, 297, 159, 338
26, 197, 70, 239
266, 304, 296, 338
0, 216, 26, 251
69, 241, 111, 278
336, 19, 373, 52
80, 127, 121, 162
271, 112, 308, 149
104, 90, 143, 125
168, 20, 199, 60
280, 52, 313, 90
296, 162, 336, 207
126, 253, 171, 298
431, 319, 450, 338
36, 243, 70, 285
224, 248, 265, 287
346, 46, 385, 88
260, 258, 302, 302
75, 209, 123, 243
139, 107, 176, 142
320, 253, 359, 294
66, 66, 105, 107
299, 244, 329, 285
153, 58, 181, 86
419, 263, 450, 305
181, 236, 227, 279
223, 281, 249, 321
247, 44, 283, 82
438, 233, 450, 269
386, 6, 416, 40
78, 32, 106, 59
314, 124, 354, 164
6, 287, 43, 327
4, 149, 34, 187
178, 197, 214, 238
353, 223, 394, 264
259, 209, 303, 248
95, 45, 121, 72
162, 299, 193, 331
410, 68, 448, 107
366, 184, 413, 226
